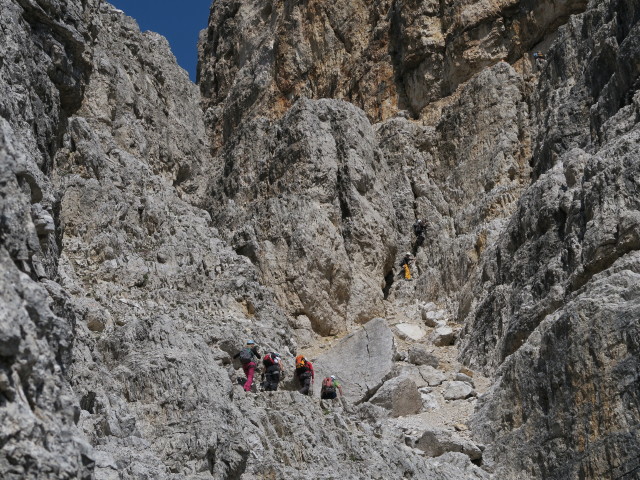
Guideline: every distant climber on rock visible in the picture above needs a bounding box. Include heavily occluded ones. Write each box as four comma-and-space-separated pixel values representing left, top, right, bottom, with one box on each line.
294, 355, 314, 396
413, 219, 426, 250
234, 340, 261, 392
261, 351, 284, 391
400, 252, 414, 280
533, 51, 546, 71
320, 375, 343, 402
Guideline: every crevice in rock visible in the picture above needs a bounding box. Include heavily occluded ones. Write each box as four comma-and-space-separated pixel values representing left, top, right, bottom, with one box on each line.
615, 464, 640, 480
382, 270, 394, 300
571, 246, 640, 294
80, 391, 96, 413
321, 4, 350, 54
172, 164, 192, 188
224, 450, 249, 480
234, 243, 258, 266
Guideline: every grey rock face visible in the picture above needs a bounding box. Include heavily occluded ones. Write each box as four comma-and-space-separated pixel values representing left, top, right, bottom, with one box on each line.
3, 0, 639, 478
204, 98, 398, 335
374, 60, 533, 310
0, 0, 97, 477
198, 0, 588, 144
457, 1, 640, 478
4, 2, 490, 478
0, 248, 93, 480
206, 60, 535, 337
2, 1, 291, 478
314, 318, 395, 402
430, 452, 490, 479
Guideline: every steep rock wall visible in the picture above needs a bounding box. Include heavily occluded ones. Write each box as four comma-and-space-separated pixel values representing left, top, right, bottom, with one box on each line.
458, 0, 640, 477
199, 0, 640, 478
204, 59, 532, 335
205, 97, 400, 335
198, 0, 587, 149
0, 0, 97, 477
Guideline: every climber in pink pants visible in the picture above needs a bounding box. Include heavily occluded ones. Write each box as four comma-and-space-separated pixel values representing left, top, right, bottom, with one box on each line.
242, 361, 257, 392
234, 340, 261, 392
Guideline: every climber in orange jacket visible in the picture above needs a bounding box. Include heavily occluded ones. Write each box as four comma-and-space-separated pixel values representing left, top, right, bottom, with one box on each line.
401, 252, 414, 280
294, 355, 314, 395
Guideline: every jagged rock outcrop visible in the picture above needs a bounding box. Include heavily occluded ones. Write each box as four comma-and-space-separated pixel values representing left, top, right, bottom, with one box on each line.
203, 99, 398, 335
203, 58, 534, 334
1, 0, 97, 476
314, 318, 395, 402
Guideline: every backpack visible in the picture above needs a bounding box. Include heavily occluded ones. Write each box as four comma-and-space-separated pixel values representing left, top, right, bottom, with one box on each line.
295, 355, 306, 369
263, 352, 279, 366
239, 347, 253, 364
321, 377, 336, 394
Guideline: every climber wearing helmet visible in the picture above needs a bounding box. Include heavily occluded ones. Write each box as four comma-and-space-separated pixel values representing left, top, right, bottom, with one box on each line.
294, 355, 314, 395
400, 252, 414, 280
261, 351, 284, 391
234, 340, 261, 392
413, 218, 426, 250
320, 375, 343, 401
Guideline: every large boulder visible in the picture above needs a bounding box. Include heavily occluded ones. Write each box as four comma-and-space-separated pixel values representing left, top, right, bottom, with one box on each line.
408, 345, 439, 367
395, 323, 426, 341
314, 318, 395, 403
430, 326, 455, 346
370, 376, 422, 417
443, 381, 476, 401
419, 366, 447, 387
413, 429, 483, 461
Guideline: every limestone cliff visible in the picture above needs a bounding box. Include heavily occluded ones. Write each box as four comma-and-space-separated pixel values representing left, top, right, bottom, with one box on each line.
198, 0, 587, 146
1, 0, 639, 479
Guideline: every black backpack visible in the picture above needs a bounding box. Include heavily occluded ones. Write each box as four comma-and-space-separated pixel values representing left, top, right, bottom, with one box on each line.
239, 347, 253, 364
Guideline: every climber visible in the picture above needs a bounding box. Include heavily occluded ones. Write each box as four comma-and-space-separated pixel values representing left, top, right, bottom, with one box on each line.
261, 351, 284, 391
234, 340, 261, 392
533, 51, 546, 71
413, 219, 426, 249
400, 252, 414, 280
294, 355, 314, 396
320, 375, 343, 401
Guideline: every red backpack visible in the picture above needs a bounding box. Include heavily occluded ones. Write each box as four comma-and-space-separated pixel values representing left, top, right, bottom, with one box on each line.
263, 352, 279, 366
321, 377, 336, 394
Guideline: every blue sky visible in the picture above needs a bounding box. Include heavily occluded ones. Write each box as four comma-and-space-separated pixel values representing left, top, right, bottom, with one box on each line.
109, 0, 212, 82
